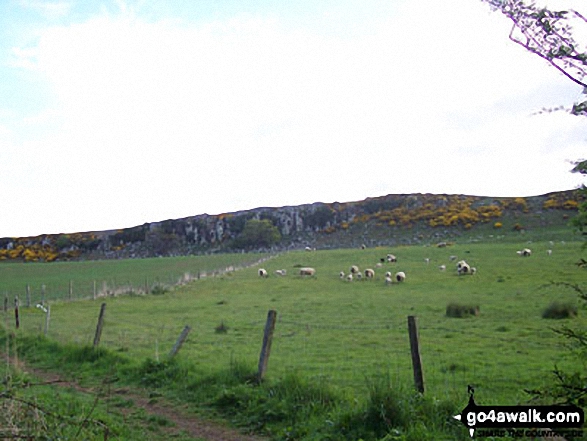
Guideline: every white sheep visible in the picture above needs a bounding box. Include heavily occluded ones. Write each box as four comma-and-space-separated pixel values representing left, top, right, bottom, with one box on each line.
364, 268, 375, 279
275, 269, 287, 276
350, 265, 360, 275
375, 262, 383, 268
457, 261, 471, 275
424, 258, 430, 264
385, 276, 393, 285
356, 273, 363, 280
258, 268, 268, 278
386, 254, 397, 263
385, 271, 392, 278
346, 274, 353, 282
395, 271, 406, 282
299, 267, 316, 276
439, 264, 446, 271
517, 248, 531, 257
547, 249, 552, 256
470, 267, 477, 275
339, 271, 345, 279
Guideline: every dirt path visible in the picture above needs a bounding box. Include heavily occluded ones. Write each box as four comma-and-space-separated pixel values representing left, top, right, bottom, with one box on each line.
6, 357, 267, 441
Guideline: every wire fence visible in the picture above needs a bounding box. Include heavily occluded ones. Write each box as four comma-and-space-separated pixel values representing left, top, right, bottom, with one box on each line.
2, 299, 569, 405
1, 254, 278, 306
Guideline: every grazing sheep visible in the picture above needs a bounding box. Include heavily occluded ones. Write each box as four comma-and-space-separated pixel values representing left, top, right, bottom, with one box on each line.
361, 244, 367, 250
346, 274, 353, 282
364, 268, 375, 279
350, 265, 360, 275
386, 254, 397, 263
385, 276, 393, 285
299, 267, 316, 276
385, 271, 392, 278
439, 264, 446, 271
375, 262, 383, 268
305, 246, 312, 252
517, 248, 532, 257
356, 273, 363, 280
547, 249, 552, 256
275, 269, 287, 276
457, 261, 471, 275
424, 258, 430, 264
449, 255, 458, 261
258, 268, 268, 278
470, 267, 477, 275
395, 271, 406, 282
339, 271, 345, 279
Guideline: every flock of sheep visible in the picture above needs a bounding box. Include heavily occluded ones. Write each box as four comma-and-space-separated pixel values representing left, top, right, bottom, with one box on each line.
257, 245, 547, 284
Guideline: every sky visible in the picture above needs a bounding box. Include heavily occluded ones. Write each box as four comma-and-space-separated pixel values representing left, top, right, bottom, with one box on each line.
1, 0, 586, 238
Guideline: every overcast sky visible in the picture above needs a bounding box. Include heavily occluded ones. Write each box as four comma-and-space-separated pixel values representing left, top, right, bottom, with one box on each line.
1, 0, 586, 238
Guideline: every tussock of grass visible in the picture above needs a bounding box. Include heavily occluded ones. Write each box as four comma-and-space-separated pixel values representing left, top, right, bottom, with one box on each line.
542, 302, 578, 319
445, 303, 480, 318
214, 322, 228, 334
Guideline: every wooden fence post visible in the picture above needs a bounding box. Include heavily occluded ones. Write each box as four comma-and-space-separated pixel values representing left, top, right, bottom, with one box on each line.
168, 325, 191, 358
14, 297, 19, 329
257, 310, 277, 383
44, 305, 51, 336
93, 280, 97, 300
26, 285, 31, 308
69, 280, 73, 300
93, 303, 107, 348
3, 294, 7, 312
41, 284, 46, 305
407, 315, 425, 394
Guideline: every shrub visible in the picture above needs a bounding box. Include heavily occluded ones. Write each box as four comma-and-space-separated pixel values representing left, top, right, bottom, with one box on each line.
446, 303, 480, 318
541, 302, 578, 319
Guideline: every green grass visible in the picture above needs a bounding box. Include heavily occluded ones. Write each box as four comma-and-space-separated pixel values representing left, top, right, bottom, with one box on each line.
0, 252, 271, 303
1, 239, 586, 439
0, 361, 199, 440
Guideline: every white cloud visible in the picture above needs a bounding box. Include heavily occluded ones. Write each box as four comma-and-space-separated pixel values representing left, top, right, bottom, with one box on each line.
1, 0, 586, 236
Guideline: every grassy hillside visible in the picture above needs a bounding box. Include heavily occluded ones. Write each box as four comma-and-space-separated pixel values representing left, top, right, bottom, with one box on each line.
0, 190, 583, 261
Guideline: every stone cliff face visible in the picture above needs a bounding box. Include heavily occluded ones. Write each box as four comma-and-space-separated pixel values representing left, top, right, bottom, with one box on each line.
0, 190, 583, 262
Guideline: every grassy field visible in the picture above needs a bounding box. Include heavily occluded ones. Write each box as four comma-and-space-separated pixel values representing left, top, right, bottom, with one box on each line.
1, 238, 585, 439
0, 252, 272, 303
5, 239, 585, 401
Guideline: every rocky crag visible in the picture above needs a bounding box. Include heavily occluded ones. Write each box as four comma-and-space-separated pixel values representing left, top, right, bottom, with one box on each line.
0, 190, 583, 262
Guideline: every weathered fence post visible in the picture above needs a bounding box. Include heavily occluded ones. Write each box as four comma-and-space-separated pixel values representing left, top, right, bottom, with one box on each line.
68, 280, 73, 300
41, 284, 46, 305
257, 310, 277, 383
3, 294, 7, 312
93, 280, 97, 300
26, 285, 31, 308
407, 315, 425, 394
93, 303, 107, 348
14, 297, 19, 329
44, 305, 51, 336
168, 325, 191, 358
